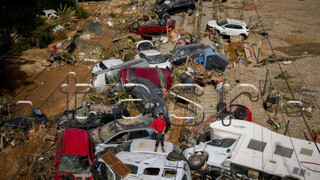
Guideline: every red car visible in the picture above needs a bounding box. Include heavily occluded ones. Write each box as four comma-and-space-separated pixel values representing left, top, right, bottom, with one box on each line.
130, 19, 176, 35
54, 129, 94, 180
120, 67, 173, 91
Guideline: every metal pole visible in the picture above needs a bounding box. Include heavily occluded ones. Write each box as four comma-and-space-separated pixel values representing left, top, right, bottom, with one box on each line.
284, 120, 290, 135
268, 82, 272, 97
275, 98, 279, 115
262, 69, 269, 96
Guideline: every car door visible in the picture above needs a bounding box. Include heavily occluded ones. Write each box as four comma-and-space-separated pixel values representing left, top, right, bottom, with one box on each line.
223, 24, 233, 35
232, 24, 244, 35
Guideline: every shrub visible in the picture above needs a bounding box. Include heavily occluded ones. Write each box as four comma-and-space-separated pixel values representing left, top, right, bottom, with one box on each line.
76, 6, 89, 19
37, 29, 54, 48
109, 12, 116, 18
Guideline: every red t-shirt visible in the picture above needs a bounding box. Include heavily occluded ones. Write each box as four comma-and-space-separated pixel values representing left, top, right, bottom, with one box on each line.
151, 117, 166, 133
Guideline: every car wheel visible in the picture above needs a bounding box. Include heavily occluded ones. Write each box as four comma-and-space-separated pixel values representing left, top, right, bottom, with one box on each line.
234, 106, 248, 120
187, 9, 193, 16
167, 150, 184, 161
131, 22, 140, 31
188, 154, 205, 170
197, 134, 207, 144
159, 18, 166, 27
179, 128, 192, 143
216, 102, 227, 112
32, 108, 44, 117
163, 13, 170, 20
241, 34, 247, 41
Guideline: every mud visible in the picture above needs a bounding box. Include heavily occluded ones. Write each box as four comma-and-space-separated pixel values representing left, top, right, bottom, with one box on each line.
275, 43, 320, 56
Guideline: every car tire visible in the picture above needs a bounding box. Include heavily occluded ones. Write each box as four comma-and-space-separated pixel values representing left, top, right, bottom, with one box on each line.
167, 150, 184, 161
32, 108, 44, 117
234, 106, 248, 120
159, 18, 166, 27
216, 102, 227, 112
131, 22, 140, 31
187, 9, 193, 16
179, 128, 192, 143
241, 34, 247, 41
197, 134, 207, 144
188, 154, 205, 170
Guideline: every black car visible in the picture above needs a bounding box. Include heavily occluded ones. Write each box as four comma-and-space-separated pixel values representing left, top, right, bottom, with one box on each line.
56, 102, 129, 130
155, 0, 196, 17
126, 78, 171, 131
0, 108, 48, 130
166, 43, 210, 66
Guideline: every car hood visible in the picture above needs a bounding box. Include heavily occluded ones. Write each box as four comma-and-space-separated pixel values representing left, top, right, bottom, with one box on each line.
93, 73, 106, 93
207, 20, 218, 28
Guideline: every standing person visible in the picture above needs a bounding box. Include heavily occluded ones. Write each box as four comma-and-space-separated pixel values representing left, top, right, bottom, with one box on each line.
151, 113, 166, 152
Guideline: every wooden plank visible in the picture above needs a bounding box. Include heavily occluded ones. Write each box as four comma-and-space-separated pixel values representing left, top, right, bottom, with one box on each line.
101, 151, 131, 178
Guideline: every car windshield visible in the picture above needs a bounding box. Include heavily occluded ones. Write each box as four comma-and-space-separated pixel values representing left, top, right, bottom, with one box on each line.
99, 121, 116, 142
116, 141, 133, 152
208, 138, 236, 148
217, 19, 228, 26
146, 54, 166, 64
99, 62, 107, 70
58, 154, 90, 174
157, 69, 167, 89
105, 71, 120, 84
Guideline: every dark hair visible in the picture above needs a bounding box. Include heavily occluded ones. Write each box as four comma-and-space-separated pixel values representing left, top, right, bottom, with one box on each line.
159, 113, 163, 116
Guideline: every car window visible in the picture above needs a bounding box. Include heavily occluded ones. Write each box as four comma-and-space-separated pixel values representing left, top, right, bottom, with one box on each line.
233, 25, 243, 29
225, 24, 233, 28
99, 62, 107, 70
109, 132, 129, 143
105, 71, 120, 84
163, 169, 177, 177
143, 168, 160, 175
125, 164, 138, 174
129, 130, 150, 140
183, 49, 191, 55
217, 19, 228, 26
139, 53, 147, 59
84, 117, 102, 125
99, 121, 116, 142
59, 154, 91, 174
146, 54, 166, 64
157, 69, 167, 89
117, 141, 133, 152
208, 138, 236, 148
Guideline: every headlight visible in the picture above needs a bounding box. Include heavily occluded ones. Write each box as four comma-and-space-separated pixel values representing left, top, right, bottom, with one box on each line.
144, 102, 155, 111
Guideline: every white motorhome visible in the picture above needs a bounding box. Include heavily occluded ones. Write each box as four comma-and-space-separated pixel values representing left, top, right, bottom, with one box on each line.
183, 120, 320, 179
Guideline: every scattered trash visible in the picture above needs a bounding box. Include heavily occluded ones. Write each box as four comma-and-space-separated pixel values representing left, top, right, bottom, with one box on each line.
160, 36, 168, 43
304, 51, 308, 54
38, 157, 44, 162
80, 34, 91, 39
300, 88, 318, 92
107, 21, 114, 27
53, 25, 63, 32
282, 61, 292, 65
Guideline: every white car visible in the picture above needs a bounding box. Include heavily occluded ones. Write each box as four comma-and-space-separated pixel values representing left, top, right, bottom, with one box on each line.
93, 149, 192, 179
135, 50, 171, 69
92, 59, 123, 76
207, 18, 249, 39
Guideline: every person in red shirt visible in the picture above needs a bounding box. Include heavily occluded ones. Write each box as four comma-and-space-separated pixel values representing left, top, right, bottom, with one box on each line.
151, 113, 166, 152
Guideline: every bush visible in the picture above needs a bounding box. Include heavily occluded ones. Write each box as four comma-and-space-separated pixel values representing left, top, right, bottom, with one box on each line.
109, 12, 116, 18
37, 29, 54, 48
55, 30, 67, 40
76, 6, 89, 19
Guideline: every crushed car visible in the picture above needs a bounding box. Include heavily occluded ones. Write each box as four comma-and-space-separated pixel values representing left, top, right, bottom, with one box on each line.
135, 49, 171, 69
92, 150, 192, 180
91, 59, 123, 76
120, 67, 173, 91
92, 58, 149, 92
56, 101, 130, 130
155, 0, 196, 17
202, 48, 229, 73
125, 78, 171, 131
88, 116, 154, 145
130, 19, 176, 35
166, 43, 210, 66
54, 128, 94, 180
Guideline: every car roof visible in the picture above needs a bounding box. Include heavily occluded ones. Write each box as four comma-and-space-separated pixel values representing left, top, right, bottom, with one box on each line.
95, 58, 149, 75
43, 9, 57, 14
114, 116, 154, 132
129, 139, 174, 155
61, 128, 91, 156
140, 49, 162, 56
116, 151, 185, 169
225, 19, 247, 26
176, 43, 205, 50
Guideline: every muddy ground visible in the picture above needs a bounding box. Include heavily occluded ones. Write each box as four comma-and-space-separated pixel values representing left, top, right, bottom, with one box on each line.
0, 0, 320, 179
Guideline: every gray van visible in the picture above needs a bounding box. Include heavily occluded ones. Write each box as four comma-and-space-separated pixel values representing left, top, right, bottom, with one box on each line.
92, 59, 149, 92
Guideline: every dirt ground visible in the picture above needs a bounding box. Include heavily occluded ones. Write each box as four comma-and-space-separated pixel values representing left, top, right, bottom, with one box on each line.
0, 0, 320, 179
